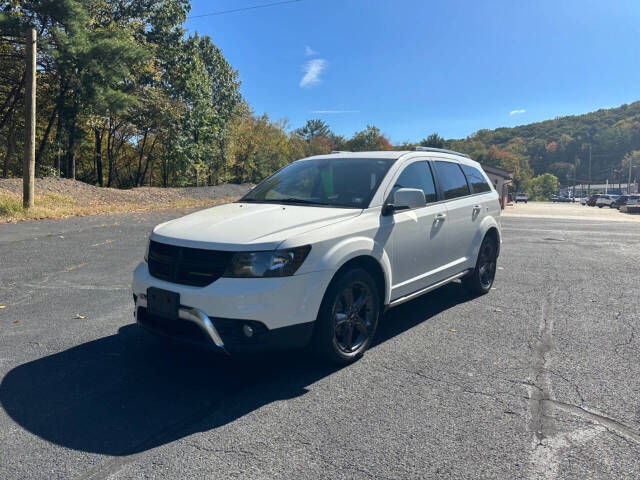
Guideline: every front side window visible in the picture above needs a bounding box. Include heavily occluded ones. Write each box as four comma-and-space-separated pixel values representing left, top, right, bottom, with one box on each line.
391, 161, 437, 203
461, 164, 492, 193
241, 158, 394, 208
434, 161, 471, 199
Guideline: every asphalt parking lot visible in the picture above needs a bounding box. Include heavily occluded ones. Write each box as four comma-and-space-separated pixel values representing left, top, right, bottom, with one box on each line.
1, 205, 639, 479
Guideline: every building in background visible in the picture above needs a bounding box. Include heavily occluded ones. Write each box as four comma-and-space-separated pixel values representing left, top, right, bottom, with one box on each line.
481, 164, 512, 209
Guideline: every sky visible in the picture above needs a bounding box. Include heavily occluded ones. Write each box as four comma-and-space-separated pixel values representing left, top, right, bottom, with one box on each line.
185, 0, 640, 143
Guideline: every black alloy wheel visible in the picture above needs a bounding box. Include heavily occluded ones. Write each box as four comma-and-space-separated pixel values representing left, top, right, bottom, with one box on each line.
332, 280, 376, 354
463, 235, 498, 295
477, 240, 497, 290
313, 268, 380, 364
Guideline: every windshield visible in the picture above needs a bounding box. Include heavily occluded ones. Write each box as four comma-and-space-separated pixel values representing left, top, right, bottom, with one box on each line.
241, 157, 395, 208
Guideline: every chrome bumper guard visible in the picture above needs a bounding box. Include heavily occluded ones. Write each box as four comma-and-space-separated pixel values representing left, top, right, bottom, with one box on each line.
135, 294, 227, 353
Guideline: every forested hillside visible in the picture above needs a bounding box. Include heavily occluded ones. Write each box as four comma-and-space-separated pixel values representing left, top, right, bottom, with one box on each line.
443, 102, 640, 190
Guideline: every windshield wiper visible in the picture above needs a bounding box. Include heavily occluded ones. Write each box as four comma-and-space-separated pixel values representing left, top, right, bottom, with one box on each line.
261, 198, 328, 206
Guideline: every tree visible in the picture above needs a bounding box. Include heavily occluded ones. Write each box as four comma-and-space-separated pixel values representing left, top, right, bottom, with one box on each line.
420, 133, 445, 148
294, 119, 331, 141
345, 125, 392, 151
530, 173, 559, 200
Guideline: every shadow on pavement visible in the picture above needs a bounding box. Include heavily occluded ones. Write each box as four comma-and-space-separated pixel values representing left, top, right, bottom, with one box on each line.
0, 283, 474, 456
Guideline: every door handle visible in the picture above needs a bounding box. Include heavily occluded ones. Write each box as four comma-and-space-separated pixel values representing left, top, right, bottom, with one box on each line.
472, 204, 482, 211
434, 213, 446, 222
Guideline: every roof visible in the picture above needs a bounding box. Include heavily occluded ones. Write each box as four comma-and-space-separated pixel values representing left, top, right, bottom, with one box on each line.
481, 164, 512, 179
303, 149, 473, 162
304, 151, 408, 161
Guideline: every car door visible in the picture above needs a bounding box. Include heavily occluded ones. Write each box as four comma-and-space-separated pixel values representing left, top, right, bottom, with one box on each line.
460, 162, 494, 225
387, 160, 450, 300
432, 160, 478, 270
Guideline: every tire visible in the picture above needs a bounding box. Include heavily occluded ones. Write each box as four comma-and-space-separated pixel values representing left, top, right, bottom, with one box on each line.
462, 235, 498, 295
598, 205, 603, 208
313, 268, 381, 365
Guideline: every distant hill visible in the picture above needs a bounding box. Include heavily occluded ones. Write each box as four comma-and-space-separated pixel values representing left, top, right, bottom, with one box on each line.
442, 101, 640, 188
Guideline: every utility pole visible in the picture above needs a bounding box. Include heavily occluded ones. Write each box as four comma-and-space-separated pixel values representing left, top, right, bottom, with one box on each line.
23, 28, 36, 209
572, 155, 577, 199
588, 144, 592, 196
629, 155, 634, 195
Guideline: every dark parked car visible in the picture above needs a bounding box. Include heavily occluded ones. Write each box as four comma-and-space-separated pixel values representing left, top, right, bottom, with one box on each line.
611, 195, 628, 209
612, 194, 640, 209
586, 194, 600, 206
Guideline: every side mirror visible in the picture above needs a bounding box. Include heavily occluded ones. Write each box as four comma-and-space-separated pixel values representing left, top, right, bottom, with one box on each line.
382, 188, 426, 215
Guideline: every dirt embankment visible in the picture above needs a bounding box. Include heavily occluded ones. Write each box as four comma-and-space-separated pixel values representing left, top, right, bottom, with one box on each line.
0, 178, 253, 223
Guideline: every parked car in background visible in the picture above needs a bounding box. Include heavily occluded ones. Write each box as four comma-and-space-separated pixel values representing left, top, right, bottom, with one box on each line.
580, 196, 589, 205
132, 149, 502, 364
611, 195, 627, 209
620, 195, 640, 213
612, 194, 640, 209
586, 194, 601, 206
595, 195, 618, 208
515, 193, 528, 203
551, 195, 573, 203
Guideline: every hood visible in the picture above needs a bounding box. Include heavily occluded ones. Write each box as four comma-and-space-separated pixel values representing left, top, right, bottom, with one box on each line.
151, 202, 361, 251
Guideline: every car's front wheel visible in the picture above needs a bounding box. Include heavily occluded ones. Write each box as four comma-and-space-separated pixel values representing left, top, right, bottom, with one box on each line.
463, 235, 498, 295
313, 268, 380, 365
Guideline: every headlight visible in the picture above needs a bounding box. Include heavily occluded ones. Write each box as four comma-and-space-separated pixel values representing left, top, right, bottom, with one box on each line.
223, 245, 311, 278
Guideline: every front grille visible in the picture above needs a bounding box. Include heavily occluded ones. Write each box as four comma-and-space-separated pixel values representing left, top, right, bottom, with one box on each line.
147, 240, 233, 287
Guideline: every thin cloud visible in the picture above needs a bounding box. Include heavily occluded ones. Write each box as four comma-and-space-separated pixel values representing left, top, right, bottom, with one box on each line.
305, 45, 318, 56
510, 109, 526, 116
300, 59, 327, 88
310, 110, 359, 114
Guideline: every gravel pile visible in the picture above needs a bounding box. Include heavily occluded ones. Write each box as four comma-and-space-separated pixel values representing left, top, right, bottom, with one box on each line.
0, 178, 253, 206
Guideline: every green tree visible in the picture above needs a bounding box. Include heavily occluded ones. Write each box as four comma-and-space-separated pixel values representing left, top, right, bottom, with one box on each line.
294, 119, 331, 141
345, 125, 392, 151
420, 133, 445, 148
530, 173, 559, 200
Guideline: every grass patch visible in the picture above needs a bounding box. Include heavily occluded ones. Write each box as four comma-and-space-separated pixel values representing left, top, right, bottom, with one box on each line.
0, 192, 24, 217
0, 190, 239, 223
0, 191, 78, 221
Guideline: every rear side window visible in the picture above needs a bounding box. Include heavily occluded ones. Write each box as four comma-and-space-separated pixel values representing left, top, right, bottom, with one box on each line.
392, 161, 437, 203
434, 161, 470, 199
461, 164, 492, 193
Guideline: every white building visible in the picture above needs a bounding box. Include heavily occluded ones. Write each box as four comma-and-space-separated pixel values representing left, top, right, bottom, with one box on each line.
481, 164, 512, 209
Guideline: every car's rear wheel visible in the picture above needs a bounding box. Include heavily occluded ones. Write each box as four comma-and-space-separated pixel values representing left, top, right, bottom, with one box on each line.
463, 235, 498, 295
313, 268, 380, 365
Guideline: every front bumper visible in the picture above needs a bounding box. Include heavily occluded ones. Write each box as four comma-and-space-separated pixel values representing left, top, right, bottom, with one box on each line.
135, 294, 227, 351
132, 262, 332, 352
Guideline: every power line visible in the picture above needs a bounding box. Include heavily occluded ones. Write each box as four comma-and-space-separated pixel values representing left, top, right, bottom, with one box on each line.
189, 0, 302, 19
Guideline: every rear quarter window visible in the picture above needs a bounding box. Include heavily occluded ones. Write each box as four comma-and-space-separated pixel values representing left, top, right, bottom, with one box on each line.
460, 164, 492, 194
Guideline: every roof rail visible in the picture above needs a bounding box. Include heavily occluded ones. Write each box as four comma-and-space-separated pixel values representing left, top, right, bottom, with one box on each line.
414, 146, 470, 158
330, 150, 350, 154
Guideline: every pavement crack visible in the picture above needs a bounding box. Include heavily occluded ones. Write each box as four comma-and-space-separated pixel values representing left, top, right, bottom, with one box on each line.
545, 368, 585, 404
527, 285, 556, 443
378, 364, 527, 408
543, 399, 640, 445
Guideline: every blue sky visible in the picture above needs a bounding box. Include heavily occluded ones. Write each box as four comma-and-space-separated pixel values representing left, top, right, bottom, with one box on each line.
186, 0, 640, 143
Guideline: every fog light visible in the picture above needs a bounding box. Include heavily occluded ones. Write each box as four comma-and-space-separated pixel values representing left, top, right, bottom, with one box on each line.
242, 324, 254, 338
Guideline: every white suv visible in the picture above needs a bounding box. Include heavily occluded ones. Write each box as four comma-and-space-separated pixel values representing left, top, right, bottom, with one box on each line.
595, 194, 617, 208
132, 149, 501, 364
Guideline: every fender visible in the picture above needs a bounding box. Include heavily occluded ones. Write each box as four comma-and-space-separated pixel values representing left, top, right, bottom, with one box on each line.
315, 235, 394, 305
468, 215, 502, 264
